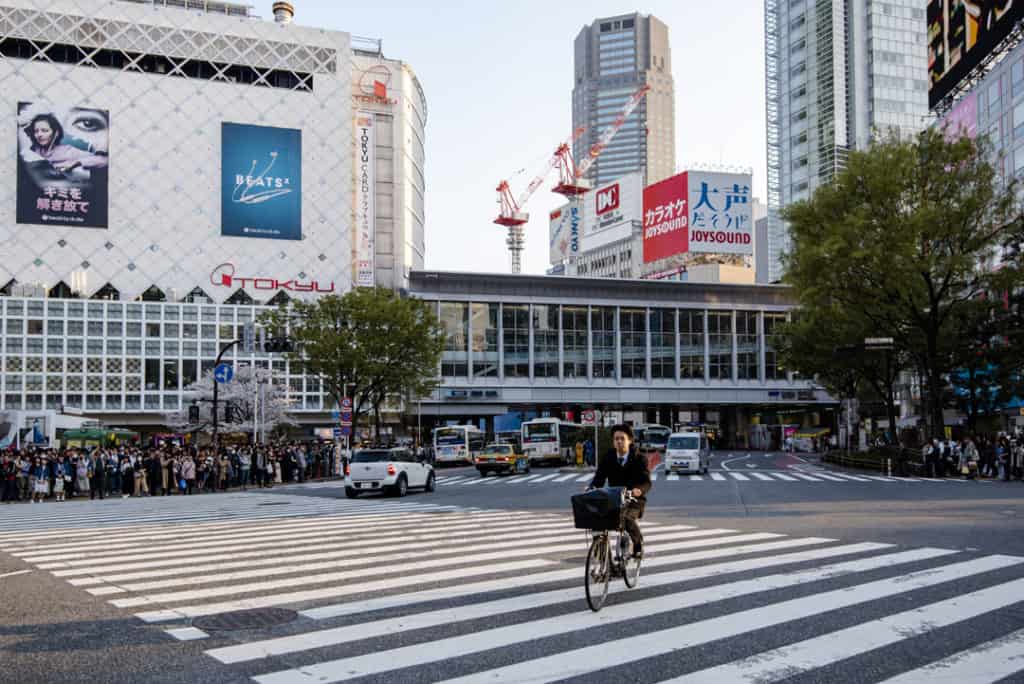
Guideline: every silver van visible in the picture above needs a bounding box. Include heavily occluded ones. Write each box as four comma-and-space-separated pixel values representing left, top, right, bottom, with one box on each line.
665, 432, 710, 474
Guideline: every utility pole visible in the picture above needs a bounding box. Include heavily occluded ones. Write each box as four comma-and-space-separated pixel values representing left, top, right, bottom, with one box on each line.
212, 339, 241, 453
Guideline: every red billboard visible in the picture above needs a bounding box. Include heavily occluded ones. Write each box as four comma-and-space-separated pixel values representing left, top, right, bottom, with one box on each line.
642, 172, 688, 263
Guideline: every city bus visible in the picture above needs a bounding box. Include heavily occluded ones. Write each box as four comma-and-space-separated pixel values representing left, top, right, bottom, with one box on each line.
521, 418, 587, 466
432, 425, 486, 465
634, 423, 671, 455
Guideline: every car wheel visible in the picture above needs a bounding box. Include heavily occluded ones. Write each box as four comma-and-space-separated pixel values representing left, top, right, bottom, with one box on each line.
424, 472, 436, 492
393, 475, 408, 497
345, 487, 359, 499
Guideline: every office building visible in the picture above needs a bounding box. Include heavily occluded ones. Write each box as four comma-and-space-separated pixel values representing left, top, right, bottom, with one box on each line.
572, 12, 675, 187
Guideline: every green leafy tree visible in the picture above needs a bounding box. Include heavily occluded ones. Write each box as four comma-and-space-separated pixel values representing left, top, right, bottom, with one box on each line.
260, 288, 445, 441
782, 128, 1022, 439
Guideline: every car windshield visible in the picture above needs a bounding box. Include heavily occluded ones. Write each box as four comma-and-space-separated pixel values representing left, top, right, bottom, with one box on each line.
482, 446, 511, 455
352, 450, 392, 463
523, 423, 556, 442
668, 436, 700, 450
435, 428, 465, 446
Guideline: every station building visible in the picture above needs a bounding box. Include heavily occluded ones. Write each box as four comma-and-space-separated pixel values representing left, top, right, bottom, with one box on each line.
410, 271, 835, 450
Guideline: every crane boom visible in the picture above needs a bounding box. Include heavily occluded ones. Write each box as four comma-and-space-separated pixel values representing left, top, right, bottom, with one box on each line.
575, 84, 650, 179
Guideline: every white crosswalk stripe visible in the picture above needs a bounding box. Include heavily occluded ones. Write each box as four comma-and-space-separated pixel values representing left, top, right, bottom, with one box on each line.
4, 496, 1023, 684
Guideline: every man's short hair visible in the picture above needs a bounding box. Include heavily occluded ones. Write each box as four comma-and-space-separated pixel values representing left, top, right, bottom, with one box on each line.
611, 424, 634, 441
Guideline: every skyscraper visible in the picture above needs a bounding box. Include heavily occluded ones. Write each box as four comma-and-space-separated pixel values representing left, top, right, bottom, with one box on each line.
764, 0, 929, 282
572, 13, 675, 187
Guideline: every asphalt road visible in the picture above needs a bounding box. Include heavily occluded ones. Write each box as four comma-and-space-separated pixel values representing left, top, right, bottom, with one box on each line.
1, 451, 1023, 684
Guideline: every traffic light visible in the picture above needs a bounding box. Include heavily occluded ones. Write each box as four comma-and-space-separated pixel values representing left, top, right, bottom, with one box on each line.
262, 337, 294, 353
188, 404, 200, 423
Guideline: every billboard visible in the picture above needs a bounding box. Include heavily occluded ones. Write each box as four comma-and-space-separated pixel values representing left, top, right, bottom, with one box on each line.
929, 1, 1024, 108
221, 122, 302, 240
17, 102, 109, 228
355, 112, 375, 287
940, 90, 978, 139
585, 171, 643, 247
549, 202, 580, 264
642, 172, 688, 263
686, 170, 754, 255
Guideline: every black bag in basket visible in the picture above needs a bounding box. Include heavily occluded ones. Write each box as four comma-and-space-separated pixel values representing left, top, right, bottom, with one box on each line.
571, 487, 624, 531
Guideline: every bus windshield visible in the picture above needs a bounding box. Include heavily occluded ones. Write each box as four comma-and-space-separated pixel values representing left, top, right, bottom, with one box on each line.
668, 435, 700, 450
523, 423, 557, 443
435, 428, 465, 445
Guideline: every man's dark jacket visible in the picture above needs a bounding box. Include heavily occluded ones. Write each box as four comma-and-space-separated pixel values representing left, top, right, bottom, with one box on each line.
589, 447, 652, 516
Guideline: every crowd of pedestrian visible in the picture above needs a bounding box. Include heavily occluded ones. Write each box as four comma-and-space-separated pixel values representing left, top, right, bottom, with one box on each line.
0, 442, 341, 504
917, 433, 1023, 480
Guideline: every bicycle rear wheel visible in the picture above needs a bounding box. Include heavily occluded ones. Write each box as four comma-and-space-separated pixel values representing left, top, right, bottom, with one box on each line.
585, 534, 610, 612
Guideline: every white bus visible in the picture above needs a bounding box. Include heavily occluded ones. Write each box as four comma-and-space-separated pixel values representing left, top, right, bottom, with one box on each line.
634, 423, 672, 455
432, 425, 486, 465
521, 418, 587, 466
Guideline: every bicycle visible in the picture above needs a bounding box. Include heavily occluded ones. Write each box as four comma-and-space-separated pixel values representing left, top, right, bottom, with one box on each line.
582, 488, 642, 612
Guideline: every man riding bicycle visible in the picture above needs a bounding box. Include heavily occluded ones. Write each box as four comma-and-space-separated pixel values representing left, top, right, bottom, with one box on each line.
587, 424, 651, 557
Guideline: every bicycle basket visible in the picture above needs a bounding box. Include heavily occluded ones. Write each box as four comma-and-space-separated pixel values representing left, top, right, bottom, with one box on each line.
571, 487, 624, 531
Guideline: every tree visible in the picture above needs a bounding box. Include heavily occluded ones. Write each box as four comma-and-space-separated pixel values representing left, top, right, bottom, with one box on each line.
165, 366, 296, 440
782, 128, 1022, 439
260, 287, 445, 442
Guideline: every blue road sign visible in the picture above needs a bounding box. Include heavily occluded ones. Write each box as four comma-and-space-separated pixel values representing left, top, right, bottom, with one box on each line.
331, 410, 340, 420
332, 427, 343, 439
341, 397, 353, 411
340, 425, 352, 437
214, 363, 234, 384
340, 412, 353, 425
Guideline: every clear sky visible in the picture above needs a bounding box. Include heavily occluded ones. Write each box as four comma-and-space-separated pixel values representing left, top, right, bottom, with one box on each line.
296, 1, 767, 275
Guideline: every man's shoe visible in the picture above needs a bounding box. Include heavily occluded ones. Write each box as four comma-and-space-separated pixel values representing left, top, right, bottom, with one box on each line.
633, 543, 643, 559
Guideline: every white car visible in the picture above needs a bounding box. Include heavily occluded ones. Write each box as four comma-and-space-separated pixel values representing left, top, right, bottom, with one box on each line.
345, 448, 436, 498
665, 432, 711, 474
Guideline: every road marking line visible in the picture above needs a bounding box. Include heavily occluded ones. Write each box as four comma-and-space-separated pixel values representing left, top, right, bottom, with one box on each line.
861, 475, 898, 482
552, 473, 579, 482
768, 473, 798, 481
574, 474, 593, 483
710, 473, 727, 481
876, 627, 1024, 684
790, 473, 824, 482
667, 578, 1024, 684
299, 536, 843, 621
207, 542, 893, 664
253, 547, 962, 684
133, 559, 558, 623
751, 473, 775, 481
667, 473, 680, 481
688, 475, 703, 481
165, 627, 209, 641
728, 473, 750, 481
0, 569, 32, 579
829, 473, 872, 482
529, 474, 560, 483
807, 472, 847, 482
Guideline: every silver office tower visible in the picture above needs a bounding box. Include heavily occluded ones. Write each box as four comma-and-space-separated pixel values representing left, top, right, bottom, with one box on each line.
572, 13, 675, 187
765, 0, 929, 282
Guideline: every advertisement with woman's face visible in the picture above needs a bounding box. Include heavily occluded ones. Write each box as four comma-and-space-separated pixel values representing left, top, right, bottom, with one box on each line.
16, 101, 109, 228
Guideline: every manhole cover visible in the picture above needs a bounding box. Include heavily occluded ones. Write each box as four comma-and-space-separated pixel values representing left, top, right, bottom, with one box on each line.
193, 608, 297, 632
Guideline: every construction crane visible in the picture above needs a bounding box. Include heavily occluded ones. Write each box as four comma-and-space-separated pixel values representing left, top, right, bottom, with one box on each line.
553, 83, 651, 198
494, 127, 586, 274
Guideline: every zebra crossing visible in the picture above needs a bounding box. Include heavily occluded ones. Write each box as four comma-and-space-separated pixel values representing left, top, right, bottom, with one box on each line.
1, 497, 1024, 683
432, 469, 971, 487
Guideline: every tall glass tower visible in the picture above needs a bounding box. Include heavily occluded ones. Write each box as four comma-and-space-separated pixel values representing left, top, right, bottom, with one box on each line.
764, 0, 930, 282
572, 13, 676, 187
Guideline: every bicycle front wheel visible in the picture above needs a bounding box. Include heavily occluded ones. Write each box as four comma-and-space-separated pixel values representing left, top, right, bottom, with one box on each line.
585, 534, 610, 612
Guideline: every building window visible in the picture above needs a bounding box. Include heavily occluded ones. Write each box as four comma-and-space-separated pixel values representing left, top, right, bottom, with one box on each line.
708, 311, 733, 380
439, 302, 469, 378
764, 313, 787, 380
591, 307, 617, 379
471, 303, 499, 379
619, 309, 646, 380
562, 306, 589, 379
679, 310, 705, 379
145, 359, 160, 391
650, 309, 675, 379
532, 305, 559, 378
737, 311, 760, 380
502, 304, 529, 378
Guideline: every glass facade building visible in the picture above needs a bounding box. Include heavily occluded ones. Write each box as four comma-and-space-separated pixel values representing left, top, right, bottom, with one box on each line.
765, 0, 930, 282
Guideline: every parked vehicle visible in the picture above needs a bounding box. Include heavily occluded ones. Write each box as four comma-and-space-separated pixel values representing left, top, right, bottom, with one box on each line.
665, 431, 711, 474
475, 443, 529, 477
345, 447, 435, 498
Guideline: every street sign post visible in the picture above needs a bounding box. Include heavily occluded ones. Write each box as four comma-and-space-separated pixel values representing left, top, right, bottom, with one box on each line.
214, 363, 234, 384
